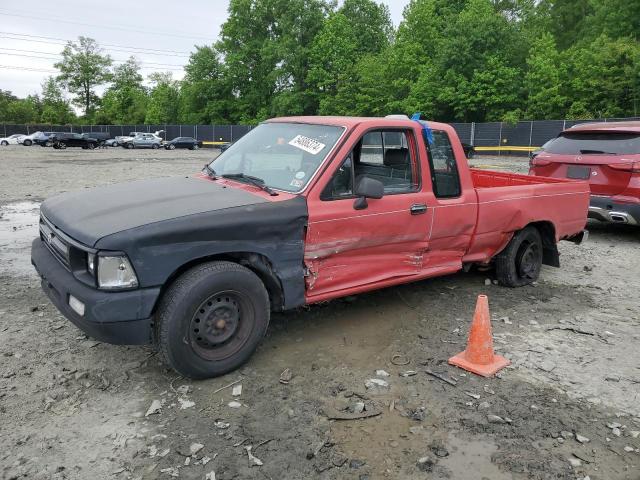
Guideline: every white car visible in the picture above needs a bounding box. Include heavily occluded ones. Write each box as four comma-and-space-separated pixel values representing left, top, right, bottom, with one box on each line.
116, 130, 164, 146
0, 134, 26, 146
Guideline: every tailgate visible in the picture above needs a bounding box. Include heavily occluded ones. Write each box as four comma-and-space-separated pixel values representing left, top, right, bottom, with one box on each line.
531, 131, 640, 196
532, 153, 637, 196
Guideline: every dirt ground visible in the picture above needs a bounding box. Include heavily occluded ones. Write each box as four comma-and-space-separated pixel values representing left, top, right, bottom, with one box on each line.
0, 146, 638, 480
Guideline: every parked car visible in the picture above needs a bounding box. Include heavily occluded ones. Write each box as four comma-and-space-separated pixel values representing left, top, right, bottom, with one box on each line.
164, 137, 202, 150
104, 138, 119, 147
33, 132, 68, 147
529, 121, 640, 226
32, 116, 589, 378
0, 133, 26, 146
19, 131, 50, 146
116, 130, 164, 146
50, 133, 100, 149
121, 133, 163, 149
461, 142, 475, 159
82, 132, 112, 147
219, 142, 233, 152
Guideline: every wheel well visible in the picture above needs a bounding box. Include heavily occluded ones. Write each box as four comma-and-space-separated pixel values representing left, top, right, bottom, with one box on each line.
529, 221, 559, 267
154, 253, 285, 314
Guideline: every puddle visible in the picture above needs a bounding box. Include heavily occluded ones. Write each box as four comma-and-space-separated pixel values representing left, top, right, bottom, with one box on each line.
441, 435, 513, 480
0, 201, 40, 276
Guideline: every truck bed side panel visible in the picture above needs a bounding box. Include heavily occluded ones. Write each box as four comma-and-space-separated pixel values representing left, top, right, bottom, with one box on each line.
464, 170, 590, 262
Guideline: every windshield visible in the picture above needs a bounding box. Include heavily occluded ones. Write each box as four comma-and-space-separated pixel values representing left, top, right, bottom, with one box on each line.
208, 122, 344, 193
546, 132, 640, 155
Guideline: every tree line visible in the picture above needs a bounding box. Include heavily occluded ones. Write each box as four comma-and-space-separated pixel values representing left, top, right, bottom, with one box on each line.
1, 0, 639, 126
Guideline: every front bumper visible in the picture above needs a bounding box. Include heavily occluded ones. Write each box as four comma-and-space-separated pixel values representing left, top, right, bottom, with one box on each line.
588, 196, 640, 226
31, 238, 160, 345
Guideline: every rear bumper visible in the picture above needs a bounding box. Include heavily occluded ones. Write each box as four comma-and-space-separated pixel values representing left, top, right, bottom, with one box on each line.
588, 196, 640, 226
31, 238, 159, 345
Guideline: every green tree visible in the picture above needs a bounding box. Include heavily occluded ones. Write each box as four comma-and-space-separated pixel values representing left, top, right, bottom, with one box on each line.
97, 58, 147, 124
218, 0, 330, 122
40, 77, 75, 124
565, 35, 640, 118
524, 33, 567, 119
179, 45, 232, 124
54, 36, 113, 117
146, 72, 180, 124
307, 0, 393, 115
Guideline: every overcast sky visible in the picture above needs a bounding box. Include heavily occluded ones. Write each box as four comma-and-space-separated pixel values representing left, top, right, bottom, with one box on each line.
0, 0, 410, 98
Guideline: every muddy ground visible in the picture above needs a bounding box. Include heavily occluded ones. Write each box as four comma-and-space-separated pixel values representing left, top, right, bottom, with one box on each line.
0, 146, 638, 480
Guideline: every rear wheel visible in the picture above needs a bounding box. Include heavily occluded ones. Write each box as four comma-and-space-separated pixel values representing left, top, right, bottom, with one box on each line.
495, 226, 543, 287
155, 261, 270, 379
126, 143, 134, 149
1, 141, 8, 146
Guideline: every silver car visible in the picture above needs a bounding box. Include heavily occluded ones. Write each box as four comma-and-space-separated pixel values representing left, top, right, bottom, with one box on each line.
122, 133, 162, 149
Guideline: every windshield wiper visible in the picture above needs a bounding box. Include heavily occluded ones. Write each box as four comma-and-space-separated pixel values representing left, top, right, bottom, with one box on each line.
222, 173, 279, 196
579, 149, 615, 155
202, 164, 217, 179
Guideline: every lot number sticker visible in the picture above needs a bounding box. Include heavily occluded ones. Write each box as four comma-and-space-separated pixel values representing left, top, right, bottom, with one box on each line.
289, 135, 325, 155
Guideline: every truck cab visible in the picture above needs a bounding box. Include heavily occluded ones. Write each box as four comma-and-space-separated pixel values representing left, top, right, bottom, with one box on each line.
32, 116, 589, 379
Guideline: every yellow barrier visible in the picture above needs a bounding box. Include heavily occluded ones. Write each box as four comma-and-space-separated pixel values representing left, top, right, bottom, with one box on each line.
203, 141, 231, 146
474, 146, 539, 152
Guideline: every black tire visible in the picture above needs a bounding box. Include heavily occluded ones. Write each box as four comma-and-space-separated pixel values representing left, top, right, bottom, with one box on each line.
155, 261, 270, 379
152, 143, 159, 149
1, 141, 8, 146
496, 226, 543, 287
168, 143, 176, 150
23, 139, 32, 146
126, 143, 134, 149
88, 143, 96, 150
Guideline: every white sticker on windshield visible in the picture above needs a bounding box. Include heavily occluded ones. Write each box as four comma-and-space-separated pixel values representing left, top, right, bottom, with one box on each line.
288, 135, 325, 155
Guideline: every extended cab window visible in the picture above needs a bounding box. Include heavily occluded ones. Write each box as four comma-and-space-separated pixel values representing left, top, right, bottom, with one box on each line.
428, 131, 461, 198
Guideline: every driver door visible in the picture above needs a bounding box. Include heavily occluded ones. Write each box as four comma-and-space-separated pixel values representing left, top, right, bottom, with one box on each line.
304, 127, 433, 302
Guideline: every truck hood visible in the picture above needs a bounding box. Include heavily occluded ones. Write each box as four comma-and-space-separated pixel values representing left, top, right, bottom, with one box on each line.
40, 176, 268, 247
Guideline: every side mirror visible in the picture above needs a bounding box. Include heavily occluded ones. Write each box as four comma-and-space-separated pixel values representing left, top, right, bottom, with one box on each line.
353, 175, 384, 210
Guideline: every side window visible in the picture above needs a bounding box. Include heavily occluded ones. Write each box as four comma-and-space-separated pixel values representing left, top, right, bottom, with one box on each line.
428, 131, 461, 198
355, 130, 419, 194
321, 155, 354, 200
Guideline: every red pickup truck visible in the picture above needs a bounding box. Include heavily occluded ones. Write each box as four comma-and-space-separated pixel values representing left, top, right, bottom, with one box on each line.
32, 116, 589, 378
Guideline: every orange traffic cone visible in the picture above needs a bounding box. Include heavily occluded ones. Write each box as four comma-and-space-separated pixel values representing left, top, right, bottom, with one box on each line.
448, 295, 510, 377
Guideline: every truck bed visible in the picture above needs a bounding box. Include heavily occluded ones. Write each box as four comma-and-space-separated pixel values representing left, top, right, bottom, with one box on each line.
463, 169, 591, 263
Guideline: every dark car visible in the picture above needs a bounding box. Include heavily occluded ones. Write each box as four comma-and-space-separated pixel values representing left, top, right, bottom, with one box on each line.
165, 137, 203, 150
82, 132, 112, 147
219, 142, 233, 153
33, 132, 64, 147
51, 133, 100, 149
461, 143, 475, 159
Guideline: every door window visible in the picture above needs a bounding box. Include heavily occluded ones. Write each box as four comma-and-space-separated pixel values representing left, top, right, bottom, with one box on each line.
428, 131, 461, 198
323, 130, 418, 199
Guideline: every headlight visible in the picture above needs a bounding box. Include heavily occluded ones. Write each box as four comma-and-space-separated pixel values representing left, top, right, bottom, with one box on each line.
97, 255, 138, 289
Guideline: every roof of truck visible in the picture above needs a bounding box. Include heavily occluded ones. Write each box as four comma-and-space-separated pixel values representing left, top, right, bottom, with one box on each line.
567, 121, 640, 134
267, 115, 451, 131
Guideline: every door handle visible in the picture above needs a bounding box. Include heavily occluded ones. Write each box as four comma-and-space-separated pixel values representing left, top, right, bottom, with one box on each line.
410, 204, 428, 215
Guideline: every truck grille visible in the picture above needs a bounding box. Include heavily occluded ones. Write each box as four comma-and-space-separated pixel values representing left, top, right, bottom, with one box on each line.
40, 216, 71, 270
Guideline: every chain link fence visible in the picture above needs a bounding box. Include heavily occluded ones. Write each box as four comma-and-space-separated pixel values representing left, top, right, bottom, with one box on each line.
3, 117, 639, 152
451, 117, 640, 155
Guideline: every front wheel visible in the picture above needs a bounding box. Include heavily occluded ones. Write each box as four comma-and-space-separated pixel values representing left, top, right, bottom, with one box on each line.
126, 143, 134, 149
154, 261, 270, 379
152, 143, 159, 149
88, 143, 96, 150
495, 226, 543, 287
1, 140, 8, 146
23, 139, 32, 146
